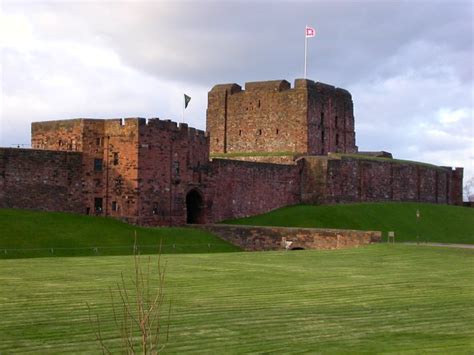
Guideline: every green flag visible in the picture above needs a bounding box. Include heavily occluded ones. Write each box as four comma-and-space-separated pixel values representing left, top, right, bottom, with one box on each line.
184, 94, 191, 109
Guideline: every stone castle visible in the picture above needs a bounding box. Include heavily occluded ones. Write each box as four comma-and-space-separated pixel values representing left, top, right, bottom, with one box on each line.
0, 79, 464, 226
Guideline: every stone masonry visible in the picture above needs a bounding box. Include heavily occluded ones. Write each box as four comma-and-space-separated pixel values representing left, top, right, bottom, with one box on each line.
207, 79, 357, 158
0, 78, 464, 226
196, 224, 382, 251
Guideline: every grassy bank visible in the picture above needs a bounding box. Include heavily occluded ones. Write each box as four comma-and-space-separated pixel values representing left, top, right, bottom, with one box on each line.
226, 202, 474, 244
0, 245, 472, 353
0, 209, 240, 258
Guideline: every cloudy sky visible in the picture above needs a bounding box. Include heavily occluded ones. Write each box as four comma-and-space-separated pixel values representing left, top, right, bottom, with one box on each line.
1, 0, 473, 191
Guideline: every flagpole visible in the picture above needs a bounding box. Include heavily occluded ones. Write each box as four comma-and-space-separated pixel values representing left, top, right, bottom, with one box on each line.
304, 26, 307, 79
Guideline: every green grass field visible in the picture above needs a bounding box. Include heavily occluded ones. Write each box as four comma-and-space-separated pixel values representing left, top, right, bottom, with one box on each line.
0, 209, 240, 258
0, 245, 473, 353
226, 202, 474, 244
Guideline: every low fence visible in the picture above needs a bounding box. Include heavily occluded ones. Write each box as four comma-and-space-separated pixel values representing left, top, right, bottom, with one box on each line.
0, 243, 222, 259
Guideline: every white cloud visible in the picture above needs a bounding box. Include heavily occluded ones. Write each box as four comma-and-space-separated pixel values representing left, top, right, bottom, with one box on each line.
438, 108, 470, 125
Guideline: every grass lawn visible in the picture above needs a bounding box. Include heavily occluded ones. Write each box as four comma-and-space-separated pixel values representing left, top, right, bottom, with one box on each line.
226, 202, 474, 244
0, 209, 240, 259
0, 245, 473, 353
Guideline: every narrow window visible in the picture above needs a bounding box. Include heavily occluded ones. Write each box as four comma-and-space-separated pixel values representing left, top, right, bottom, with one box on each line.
276, 128, 279, 135
320, 112, 325, 127
335, 116, 338, 129
322, 130, 325, 142
239, 130, 242, 136
94, 198, 103, 213
96, 137, 101, 146
258, 129, 262, 135
113, 152, 119, 165
258, 100, 261, 108
94, 158, 103, 172
115, 176, 123, 189
111, 201, 118, 211
216, 138, 219, 143
58, 139, 62, 147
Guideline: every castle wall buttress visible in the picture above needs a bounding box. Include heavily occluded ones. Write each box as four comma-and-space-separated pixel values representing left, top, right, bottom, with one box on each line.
102, 119, 140, 223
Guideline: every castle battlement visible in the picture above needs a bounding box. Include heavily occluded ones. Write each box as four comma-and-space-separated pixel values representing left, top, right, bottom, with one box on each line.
209, 79, 352, 99
32, 118, 208, 149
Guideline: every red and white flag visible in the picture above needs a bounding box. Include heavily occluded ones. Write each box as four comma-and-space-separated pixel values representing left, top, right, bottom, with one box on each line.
306, 26, 316, 38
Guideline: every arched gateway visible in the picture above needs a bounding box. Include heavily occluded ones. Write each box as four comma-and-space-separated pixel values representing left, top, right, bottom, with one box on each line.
186, 189, 205, 224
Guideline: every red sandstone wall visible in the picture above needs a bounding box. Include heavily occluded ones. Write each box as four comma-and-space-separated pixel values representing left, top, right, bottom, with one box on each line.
196, 224, 381, 251
0, 148, 83, 212
32, 119, 84, 152
205, 159, 301, 222
305, 81, 357, 155
449, 167, 464, 205
207, 80, 308, 155
136, 119, 209, 226
303, 156, 463, 205
101, 119, 140, 223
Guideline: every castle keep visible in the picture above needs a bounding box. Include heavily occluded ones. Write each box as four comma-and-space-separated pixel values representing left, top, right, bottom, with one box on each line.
0, 79, 464, 226
207, 79, 357, 157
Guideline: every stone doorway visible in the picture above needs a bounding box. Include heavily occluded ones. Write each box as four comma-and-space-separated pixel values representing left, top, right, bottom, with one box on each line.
186, 189, 205, 224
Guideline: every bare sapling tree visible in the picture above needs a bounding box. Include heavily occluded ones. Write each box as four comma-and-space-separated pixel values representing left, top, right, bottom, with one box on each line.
88, 233, 170, 354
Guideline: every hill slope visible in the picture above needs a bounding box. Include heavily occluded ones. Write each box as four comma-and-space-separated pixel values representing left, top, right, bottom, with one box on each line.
226, 203, 474, 244
0, 209, 240, 258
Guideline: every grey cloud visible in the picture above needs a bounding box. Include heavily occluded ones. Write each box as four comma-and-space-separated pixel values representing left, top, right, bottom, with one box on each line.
7, 1, 471, 86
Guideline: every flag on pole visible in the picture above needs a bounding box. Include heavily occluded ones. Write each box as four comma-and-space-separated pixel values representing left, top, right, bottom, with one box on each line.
306, 26, 316, 37
184, 94, 191, 109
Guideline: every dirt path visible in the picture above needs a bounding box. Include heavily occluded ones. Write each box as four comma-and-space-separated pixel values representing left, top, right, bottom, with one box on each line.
403, 242, 474, 249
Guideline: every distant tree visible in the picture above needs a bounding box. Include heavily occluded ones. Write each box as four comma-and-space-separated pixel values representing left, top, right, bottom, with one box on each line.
464, 177, 474, 202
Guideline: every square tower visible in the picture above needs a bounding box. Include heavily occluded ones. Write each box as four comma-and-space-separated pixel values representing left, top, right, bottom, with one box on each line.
206, 79, 357, 158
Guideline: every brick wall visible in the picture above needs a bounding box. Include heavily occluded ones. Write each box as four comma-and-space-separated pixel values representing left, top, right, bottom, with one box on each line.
204, 159, 301, 222
206, 79, 357, 159
196, 224, 382, 251
0, 148, 83, 212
